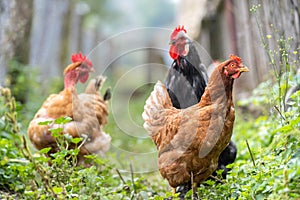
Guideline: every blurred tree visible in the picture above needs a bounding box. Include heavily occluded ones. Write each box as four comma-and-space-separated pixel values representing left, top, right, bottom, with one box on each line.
0, 0, 32, 86
130, 0, 175, 27
29, 0, 70, 84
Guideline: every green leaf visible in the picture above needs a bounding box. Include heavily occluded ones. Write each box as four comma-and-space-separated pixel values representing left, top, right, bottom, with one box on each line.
274, 124, 293, 133
39, 147, 51, 154
63, 134, 72, 141
49, 127, 64, 135
53, 186, 63, 194
54, 116, 72, 124
69, 148, 79, 156
84, 155, 96, 159
290, 116, 300, 126
71, 138, 82, 144
38, 120, 53, 125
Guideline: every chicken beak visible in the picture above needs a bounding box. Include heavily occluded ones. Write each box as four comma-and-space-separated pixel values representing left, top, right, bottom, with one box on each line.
239, 66, 250, 73
89, 67, 95, 72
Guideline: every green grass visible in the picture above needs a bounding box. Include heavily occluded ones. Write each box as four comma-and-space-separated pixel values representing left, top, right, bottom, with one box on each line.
1, 71, 299, 199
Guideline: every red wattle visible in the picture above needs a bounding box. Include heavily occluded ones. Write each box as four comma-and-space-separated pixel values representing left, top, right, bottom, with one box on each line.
79, 73, 89, 83
169, 46, 178, 60
232, 72, 241, 79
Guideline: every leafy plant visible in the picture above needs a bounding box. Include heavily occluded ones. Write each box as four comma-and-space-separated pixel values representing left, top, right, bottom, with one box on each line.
0, 87, 31, 196
250, 4, 299, 113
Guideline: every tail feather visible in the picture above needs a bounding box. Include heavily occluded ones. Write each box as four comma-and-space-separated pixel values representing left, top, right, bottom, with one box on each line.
80, 75, 109, 125
142, 81, 173, 135
103, 88, 111, 101
85, 75, 106, 94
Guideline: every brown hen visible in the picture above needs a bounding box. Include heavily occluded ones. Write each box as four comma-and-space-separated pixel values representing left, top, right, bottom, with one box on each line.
142, 55, 249, 193
28, 53, 111, 164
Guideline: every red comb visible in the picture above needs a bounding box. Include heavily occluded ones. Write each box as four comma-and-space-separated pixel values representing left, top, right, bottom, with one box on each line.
71, 52, 92, 67
229, 54, 242, 64
174, 25, 187, 33
170, 25, 187, 40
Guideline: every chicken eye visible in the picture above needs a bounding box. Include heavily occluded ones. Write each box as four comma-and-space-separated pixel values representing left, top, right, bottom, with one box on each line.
169, 40, 176, 45
230, 63, 235, 68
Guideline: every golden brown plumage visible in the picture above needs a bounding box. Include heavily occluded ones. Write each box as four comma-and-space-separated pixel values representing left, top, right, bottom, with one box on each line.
142, 55, 249, 189
28, 53, 111, 163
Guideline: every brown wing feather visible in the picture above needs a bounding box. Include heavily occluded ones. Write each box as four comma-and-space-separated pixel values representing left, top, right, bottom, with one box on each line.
142, 78, 235, 187
43, 89, 75, 119
156, 102, 234, 187
28, 88, 76, 150
82, 76, 109, 125
75, 76, 111, 156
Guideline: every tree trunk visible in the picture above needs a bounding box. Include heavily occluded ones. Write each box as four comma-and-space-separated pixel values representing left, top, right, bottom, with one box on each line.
68, 3, 81, 57
29, 0, 70, 83
0, 0, 32, 86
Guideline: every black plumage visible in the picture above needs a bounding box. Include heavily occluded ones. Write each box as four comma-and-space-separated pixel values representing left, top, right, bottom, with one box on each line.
215, 141, 237, 179
165, 43, 208, 109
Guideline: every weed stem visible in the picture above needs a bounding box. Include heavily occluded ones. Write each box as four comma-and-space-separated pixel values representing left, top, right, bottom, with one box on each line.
246, 140, 256, 167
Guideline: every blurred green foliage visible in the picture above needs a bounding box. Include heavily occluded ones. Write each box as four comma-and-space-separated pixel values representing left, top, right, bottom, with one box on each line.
5, 59, 63, 126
